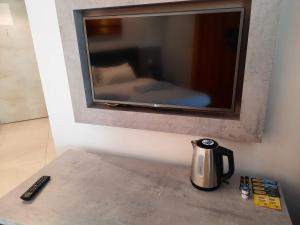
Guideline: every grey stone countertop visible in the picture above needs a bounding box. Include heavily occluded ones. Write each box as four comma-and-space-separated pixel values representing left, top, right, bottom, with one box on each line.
0, 150, 292, 225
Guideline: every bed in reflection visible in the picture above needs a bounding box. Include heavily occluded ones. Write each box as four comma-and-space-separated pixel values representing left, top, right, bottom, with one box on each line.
90, 48, 210, 108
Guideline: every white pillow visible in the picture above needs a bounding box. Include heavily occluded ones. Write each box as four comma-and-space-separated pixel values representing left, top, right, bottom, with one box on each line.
92, 63, 136, 86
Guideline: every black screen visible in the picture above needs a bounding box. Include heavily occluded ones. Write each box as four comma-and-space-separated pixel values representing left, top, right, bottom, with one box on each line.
84, 10, 244, 112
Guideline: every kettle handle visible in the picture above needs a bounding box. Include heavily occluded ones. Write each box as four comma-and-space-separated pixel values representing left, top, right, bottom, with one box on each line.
218, 146, 235, 181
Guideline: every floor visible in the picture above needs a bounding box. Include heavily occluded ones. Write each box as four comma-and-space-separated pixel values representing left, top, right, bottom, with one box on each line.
0, 118, 56, 198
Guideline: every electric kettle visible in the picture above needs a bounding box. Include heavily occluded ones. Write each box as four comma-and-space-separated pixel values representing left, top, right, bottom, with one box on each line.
191, 138, 234, 191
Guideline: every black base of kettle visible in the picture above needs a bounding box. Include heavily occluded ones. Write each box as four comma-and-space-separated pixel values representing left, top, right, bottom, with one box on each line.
190, 179, 220, 191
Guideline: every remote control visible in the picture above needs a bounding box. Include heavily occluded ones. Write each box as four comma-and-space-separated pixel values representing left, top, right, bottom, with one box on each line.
20, 176, 50, 201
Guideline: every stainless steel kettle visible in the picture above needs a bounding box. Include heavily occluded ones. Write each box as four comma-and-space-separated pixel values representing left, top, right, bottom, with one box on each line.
191, 139, 234, 191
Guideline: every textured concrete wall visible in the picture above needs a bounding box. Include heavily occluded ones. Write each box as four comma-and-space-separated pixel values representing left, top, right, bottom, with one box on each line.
0, 0, 47, 123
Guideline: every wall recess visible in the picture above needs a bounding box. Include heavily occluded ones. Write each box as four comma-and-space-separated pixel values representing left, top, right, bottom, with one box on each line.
55, 0, 281, 142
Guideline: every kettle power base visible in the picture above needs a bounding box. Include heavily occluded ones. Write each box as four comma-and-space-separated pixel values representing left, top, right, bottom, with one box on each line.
190, 179, 220, 192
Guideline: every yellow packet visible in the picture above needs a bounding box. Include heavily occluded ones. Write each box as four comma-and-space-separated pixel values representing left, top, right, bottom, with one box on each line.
252, 178, 264, 182
268, 197, 282, 210
253, 186, 265, 191
252, 182, 265, 187
254, 194, 268, 208
253, 190, 267, 195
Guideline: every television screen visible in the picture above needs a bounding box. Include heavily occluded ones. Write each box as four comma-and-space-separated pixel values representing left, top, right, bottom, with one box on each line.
83, 9, 245, 113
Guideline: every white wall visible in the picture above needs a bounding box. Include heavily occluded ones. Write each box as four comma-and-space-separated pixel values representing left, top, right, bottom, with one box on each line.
25, 0, 300, 223
0, 0, 47, 123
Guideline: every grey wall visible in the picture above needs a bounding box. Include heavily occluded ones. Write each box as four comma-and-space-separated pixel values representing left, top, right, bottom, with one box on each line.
0, 0, 47, 124
25, 0, 300, 223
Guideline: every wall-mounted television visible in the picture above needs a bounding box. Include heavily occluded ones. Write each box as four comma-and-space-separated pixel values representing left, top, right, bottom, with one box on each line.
81, 6, 249, 117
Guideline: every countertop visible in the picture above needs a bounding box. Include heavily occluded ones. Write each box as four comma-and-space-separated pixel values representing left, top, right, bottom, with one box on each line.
0, 150, 292, 225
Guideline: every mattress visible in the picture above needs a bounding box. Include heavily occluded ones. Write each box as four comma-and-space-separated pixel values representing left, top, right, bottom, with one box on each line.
93, 78, 210, 108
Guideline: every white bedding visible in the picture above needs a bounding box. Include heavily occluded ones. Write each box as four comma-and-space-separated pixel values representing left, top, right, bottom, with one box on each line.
0, 218, 23, 225
93, 78, 210, 108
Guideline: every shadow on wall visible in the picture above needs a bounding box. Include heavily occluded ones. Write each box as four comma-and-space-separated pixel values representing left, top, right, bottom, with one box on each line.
221, 0, 300, 223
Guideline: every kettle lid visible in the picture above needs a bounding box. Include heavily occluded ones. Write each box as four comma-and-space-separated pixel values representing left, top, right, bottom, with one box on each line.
195, 139, 219, 149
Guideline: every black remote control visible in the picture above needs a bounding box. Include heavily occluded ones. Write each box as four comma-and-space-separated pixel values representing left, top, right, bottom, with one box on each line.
20, 176, 50, 201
